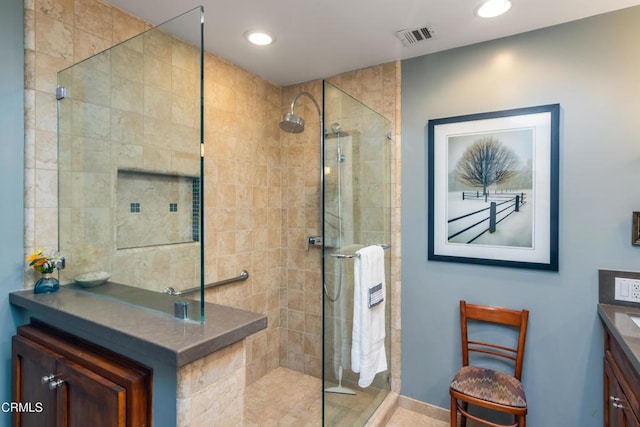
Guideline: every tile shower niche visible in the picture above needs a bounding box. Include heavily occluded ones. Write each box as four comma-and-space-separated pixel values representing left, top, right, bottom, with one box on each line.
116, 170, 200, 249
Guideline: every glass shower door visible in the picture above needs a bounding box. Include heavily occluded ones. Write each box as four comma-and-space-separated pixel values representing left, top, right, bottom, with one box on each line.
322, 81, 392, 425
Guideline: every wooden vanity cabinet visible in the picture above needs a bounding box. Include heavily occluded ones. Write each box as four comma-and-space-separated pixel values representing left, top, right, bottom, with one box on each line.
12, 321, 151, 427
604, 328, 640, 427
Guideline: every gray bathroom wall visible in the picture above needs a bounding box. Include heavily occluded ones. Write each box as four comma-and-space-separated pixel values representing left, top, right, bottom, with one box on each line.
401, 6, 640, 426
0, 0, 26, 423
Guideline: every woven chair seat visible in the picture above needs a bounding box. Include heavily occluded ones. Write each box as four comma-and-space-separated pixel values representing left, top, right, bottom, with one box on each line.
451, 365, 526, 408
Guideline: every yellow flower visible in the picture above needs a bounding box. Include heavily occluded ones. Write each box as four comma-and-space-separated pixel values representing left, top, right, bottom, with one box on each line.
26, 249, 43, 263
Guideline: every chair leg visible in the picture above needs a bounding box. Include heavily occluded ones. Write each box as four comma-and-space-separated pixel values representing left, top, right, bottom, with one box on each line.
450, 396, 458, 426
460, 401, 468, 427
518, 415, 526, 427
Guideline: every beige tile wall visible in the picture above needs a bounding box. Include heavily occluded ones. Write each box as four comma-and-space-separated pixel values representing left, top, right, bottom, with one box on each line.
24, 0, 147, 286
177, 340, 246, 426
25, 0, 401, 394
200, 52, 283, 384
279, 81, 324, 377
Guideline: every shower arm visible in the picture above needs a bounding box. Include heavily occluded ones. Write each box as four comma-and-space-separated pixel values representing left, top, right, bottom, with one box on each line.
288, 91, 321, 118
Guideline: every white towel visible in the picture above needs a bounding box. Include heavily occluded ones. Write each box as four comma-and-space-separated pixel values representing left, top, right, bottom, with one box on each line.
351, 245, 387, 387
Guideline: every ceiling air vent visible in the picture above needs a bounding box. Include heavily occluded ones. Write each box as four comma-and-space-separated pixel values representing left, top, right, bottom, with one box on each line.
395, 26, 435, 47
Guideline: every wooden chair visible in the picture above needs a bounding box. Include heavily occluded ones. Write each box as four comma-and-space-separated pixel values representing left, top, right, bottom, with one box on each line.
449, 300, 530, 427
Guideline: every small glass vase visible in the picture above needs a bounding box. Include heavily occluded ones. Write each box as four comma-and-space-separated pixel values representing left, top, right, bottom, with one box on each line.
34, 273, 59, 294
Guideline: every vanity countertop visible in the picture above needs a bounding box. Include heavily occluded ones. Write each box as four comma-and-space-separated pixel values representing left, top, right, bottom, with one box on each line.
10, 285, 267, 368
598, 303, 640, 374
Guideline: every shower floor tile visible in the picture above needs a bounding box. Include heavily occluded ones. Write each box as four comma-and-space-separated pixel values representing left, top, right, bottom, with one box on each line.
244, 367, 321, 426
244, 367, 447, 426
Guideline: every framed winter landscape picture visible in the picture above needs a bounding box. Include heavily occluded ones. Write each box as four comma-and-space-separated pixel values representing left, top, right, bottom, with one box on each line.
427, 104, 559, 271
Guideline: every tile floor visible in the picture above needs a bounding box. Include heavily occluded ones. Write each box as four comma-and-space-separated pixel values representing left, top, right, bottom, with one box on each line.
386, 407, 448, 427
244, 367, 321, 426
244, 367, 447, 426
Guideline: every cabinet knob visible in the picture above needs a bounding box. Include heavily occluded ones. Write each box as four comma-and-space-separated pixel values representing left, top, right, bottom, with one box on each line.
41, 374, 55, 384
610, 397, 625, 409
48, 379, 64, 390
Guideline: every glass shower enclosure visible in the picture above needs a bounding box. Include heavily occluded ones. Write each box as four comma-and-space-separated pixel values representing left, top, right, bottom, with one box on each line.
56, 7, 205, 320
322, 81, 392, 425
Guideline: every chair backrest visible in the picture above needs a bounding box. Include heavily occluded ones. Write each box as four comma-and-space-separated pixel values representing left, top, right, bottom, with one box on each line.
459, 300, 529, 380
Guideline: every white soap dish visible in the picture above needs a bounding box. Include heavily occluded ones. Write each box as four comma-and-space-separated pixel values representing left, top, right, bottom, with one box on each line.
75, 271, 110, 288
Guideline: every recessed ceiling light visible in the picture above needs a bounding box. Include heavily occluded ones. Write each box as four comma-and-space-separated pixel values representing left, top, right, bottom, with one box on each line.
477, 0, 512, 18
245, 31, 274, 46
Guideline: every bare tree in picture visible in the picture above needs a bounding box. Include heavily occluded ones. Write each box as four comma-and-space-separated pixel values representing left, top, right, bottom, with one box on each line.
456, 137, 520, 195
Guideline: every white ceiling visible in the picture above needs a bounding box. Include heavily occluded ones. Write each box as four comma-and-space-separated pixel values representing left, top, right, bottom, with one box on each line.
106, 0, 640, 87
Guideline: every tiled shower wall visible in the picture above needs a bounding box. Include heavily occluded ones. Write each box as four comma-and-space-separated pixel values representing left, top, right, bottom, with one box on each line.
24, 0, 149, 287
279, 81, 325, 378
200, 53, 283, 383
24, 0, 401, 390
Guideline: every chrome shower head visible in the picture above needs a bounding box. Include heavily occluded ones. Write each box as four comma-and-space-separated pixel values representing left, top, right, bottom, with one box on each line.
279, 112, 305, 134
279, 91, 321, 134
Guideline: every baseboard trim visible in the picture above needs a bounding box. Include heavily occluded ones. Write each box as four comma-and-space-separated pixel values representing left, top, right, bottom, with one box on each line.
398, 395, 450, 423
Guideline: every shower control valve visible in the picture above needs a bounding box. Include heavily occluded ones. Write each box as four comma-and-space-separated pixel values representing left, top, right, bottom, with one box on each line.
307, 236, 322, 250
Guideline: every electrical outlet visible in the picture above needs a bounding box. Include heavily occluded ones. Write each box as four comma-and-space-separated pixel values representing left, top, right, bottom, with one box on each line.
615, 277, 640, 303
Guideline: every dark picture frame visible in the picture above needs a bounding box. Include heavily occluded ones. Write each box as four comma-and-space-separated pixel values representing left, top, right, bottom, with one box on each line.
427, 104, 560, 271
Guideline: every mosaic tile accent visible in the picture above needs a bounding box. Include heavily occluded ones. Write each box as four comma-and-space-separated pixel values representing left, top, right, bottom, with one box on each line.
192, 177, 200, 242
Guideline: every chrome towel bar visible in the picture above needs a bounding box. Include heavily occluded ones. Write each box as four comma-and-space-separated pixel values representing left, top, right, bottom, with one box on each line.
330, 243, 391, 259
163, 270, 249, 296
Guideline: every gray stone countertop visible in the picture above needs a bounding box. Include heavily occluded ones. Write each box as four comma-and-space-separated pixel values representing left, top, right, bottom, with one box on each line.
598, 303, 640, 374
10, 284, 267, 368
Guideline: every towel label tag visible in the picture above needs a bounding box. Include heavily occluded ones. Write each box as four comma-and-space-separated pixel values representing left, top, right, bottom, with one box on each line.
368, 283, 384, 308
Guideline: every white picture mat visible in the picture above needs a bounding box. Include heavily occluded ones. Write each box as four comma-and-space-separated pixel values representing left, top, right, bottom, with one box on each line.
432, 111, 552, 264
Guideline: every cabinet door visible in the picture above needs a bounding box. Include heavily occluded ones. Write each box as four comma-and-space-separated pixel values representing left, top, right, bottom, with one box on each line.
18, 322, 151, 427
56, 358, 126, 427
12, 336, 58, 427
605, 357, 640, 427
12, 335, 126, 427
